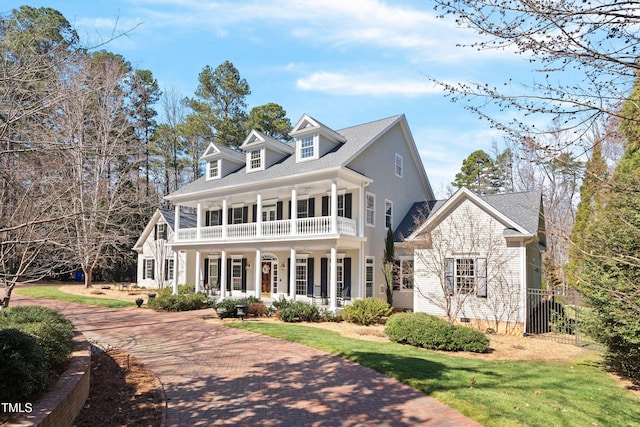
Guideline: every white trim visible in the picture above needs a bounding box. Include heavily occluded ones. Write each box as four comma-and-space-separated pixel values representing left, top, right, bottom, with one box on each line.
385, 199, 393, 229
365, 256, 375, 298
247, 148, 265, 172
207, 159, 220, 180
297, 134, 318, 162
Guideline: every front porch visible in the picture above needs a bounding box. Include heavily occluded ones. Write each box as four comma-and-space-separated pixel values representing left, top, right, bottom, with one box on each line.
171, 245, 363, 311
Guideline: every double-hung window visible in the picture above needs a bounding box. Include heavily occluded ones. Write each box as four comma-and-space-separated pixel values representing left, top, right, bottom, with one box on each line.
366, 192, 375, 226
231, 258, 243, 291
164, 259, 174, 281
249, 149, 262, 171
300, 136, 315, 159
208, 159, 219, 179
393, 258, 413, 291
385, 200, 393, 229
395, 153, 403, 177
365, 257, 374, 298
143, 259, 155, 280
295, 258, 307, 295
445, 257, 487, 297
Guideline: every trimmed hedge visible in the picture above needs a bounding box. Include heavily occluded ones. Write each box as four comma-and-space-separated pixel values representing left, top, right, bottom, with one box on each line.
214, 296, 262, 318
385, 312, 489, 353
277, 300, 320, 323
0, 328, 48, 402
343, 298, 392, 325
0, 306, 74, 374
149, 292, 209, 312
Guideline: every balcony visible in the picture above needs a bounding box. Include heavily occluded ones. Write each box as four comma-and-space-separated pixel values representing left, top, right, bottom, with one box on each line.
176, 216, 358, 243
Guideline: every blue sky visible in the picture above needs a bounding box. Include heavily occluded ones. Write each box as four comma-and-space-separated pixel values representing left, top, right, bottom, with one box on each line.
3, 0, 535, 197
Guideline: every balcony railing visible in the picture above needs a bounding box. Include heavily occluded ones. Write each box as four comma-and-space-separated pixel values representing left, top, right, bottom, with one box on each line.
176, 216, 358, 242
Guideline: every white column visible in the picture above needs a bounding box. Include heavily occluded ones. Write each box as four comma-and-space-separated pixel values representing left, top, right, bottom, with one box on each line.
291, 187, 297, 235
359, 185, 366, 237
222, 199, 228, 239
255, 249, 261, 299
195, 250, 201, 293
172, 251, 179, 295
197, 203, 202, 239
174, 205, 181, 240
289, 247, 296, 300
331, 180, 338, 234
329, 247, 337, 310
220, 250, 227, 299
256, 193, 262, 237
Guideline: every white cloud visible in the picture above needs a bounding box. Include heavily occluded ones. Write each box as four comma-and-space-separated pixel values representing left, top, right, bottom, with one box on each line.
296, 71, 443, 97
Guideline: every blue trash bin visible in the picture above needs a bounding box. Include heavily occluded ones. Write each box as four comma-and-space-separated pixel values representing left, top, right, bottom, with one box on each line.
74, 271, 83, 282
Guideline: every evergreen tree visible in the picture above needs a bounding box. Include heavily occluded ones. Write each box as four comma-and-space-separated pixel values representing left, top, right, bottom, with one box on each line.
577, 79, 640, 379
452, 149, 500, 195
383, 227, 395, 305
246, 103, 292, 141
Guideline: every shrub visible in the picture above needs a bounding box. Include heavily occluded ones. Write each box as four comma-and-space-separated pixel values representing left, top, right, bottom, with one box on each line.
249, 302, 266, 317
149, 292, 209, 312
155, 284, 196, 299
343, 298, 392, 326
271, 295, 291, 310
0, 306, 74, 374
384, 312, 488, 353
214, 297, 262, 318
0, 328, 48, 402
277, 300, 320, 323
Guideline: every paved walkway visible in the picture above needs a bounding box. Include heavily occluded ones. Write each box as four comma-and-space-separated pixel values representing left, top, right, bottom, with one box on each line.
13, 294, 481, 426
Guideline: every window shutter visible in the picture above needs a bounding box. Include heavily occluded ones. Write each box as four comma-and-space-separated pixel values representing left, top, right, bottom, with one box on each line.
241, 259, 247, 292
320, 258, 328, 297
308, 198, 315, 217
344, 258, 352, 298
276, 201, 283, 220
252, 204, 257, 223
345, 193, 353, 218
154, 225, 158, 240
226, 259, 232, 291
445, 258, 454, 295
476, 258, 487, 298
288, 201, 292, 219
217, 261, 222, 289
164, 259, 169, 280
203, 258, 209, 287
287, 258, 291, 291
307, 258, 314, 296
205, 211, 210, 226
321, 196, 329, 216
243, 206, 249, 223
228, 208, 233, 224
162, 225, 167, 240
150, 259, 155, 280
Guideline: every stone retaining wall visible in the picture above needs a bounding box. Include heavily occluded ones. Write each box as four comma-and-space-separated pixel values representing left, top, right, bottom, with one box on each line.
13, 331, 90, 427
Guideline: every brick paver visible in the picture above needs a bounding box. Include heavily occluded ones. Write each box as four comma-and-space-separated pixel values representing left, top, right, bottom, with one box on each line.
13, 294, 481, 426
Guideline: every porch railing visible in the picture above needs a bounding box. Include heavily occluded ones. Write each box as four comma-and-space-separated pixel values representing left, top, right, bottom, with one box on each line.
175, 215, 358, 242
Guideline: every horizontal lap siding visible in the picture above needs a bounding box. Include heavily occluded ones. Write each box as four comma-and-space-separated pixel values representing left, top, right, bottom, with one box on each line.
414, 200, 523, 323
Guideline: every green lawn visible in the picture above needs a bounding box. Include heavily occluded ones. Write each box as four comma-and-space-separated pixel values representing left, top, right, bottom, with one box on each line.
231, 322, 640, 427
14, 286, 135, 308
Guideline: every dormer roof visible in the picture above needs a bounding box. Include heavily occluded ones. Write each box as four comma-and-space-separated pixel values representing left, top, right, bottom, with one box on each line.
240, 130, 295, 155
290, 114, 347, 144
200, 141, 245, 164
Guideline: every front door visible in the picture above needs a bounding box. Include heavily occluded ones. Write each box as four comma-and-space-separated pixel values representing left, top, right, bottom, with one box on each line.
261, 261, 272, 293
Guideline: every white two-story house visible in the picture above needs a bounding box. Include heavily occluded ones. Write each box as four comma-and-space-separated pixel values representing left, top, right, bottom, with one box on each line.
141, 114, 434, 310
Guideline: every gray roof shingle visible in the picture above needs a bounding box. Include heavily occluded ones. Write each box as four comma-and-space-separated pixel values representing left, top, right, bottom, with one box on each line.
166, 115, 403, 199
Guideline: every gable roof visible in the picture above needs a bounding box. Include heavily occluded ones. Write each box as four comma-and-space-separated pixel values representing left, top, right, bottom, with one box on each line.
201, 141, 245, 163
398, 189, 543, 242
132, 208, 197, 251
166, 114, 404, 201
240, 130, 295, 154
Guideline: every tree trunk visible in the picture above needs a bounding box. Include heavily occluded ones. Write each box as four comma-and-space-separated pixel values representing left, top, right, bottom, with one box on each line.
1, 282, 16, 309
83, 267, 93, 288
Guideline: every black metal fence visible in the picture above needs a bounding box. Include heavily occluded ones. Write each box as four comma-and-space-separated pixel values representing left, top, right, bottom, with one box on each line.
526, 287, 601, 348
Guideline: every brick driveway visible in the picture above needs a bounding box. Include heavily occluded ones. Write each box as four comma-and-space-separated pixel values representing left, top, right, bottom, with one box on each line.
13, 294, 481, 427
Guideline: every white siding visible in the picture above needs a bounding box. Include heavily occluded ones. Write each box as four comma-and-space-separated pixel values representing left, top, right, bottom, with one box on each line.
413, 199, 524, 325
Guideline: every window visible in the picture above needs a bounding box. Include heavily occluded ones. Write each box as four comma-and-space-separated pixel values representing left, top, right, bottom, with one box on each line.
232, 207, 245, 224
295, 258, 307, 295
337, 194, 345, 217
208, 258, 219, 289
445, 257, 487, 297
206, 210, 222, 226
249, 149, 262, 171
155, 223, 167, 240
208, 159, 219, 179
143, 259, 154, 280
262, 205, 277, 222
395, 153, 403, 178
231, 258, 243, 291
336, 258, 344, 298
385, 200, 393, 229
366, 192, 375, 226
300, 136, 315, 159
164, 259, 174, 281
393, 258, 413, 291
365, 257, 374, 298
297, 199, 309, 218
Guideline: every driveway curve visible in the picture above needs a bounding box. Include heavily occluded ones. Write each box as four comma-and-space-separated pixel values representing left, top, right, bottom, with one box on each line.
13, 294, 480, 427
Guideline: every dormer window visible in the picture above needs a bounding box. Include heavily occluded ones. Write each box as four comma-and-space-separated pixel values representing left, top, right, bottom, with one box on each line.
297, 134, 318, 162
248, 149, 263, 171
207, 159, 220, 180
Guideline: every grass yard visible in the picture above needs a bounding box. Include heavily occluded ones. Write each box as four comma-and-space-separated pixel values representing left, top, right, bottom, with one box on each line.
231, 322, 640, 427
15, 286, 135, 308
